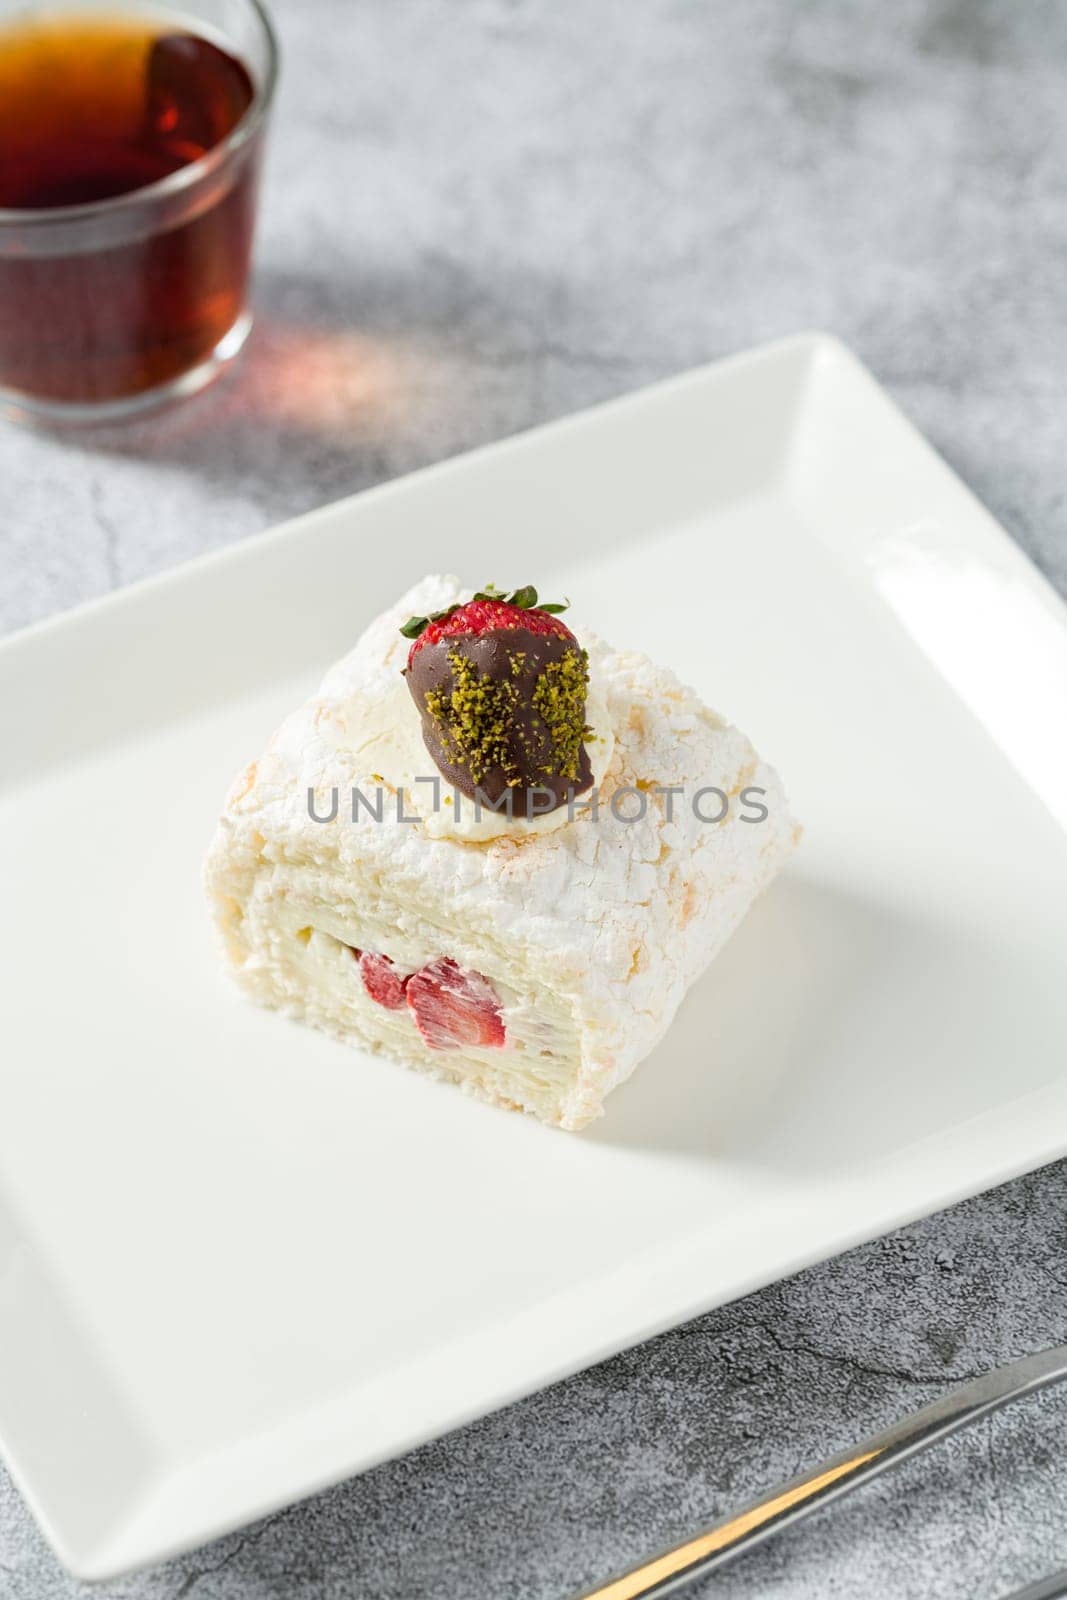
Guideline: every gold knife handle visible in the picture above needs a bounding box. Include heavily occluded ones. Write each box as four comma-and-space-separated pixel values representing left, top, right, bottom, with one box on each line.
574, 1343, 1067, 1600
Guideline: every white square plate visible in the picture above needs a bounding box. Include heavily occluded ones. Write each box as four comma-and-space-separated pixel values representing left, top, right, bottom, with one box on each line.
3, 334, 1067, 1580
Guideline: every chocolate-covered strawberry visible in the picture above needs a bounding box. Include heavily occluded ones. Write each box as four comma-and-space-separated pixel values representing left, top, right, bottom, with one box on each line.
401, 585, 593, 814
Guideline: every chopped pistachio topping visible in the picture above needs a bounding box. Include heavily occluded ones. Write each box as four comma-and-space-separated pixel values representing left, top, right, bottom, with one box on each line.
532, 647, 590, 781
424, 649, 521, 785
423, 643, 590, 787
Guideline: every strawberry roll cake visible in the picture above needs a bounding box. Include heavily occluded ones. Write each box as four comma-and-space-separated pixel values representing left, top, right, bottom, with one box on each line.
205, 575, 798, 1130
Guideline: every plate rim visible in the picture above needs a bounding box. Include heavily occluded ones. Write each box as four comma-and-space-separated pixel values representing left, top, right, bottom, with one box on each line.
0, 330, 833, 658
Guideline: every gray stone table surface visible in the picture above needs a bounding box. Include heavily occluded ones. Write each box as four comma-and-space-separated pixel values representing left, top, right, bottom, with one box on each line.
2, 1, 1066, 1596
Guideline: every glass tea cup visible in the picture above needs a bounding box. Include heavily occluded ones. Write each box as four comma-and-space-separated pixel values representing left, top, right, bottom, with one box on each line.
0, 0, 278, 423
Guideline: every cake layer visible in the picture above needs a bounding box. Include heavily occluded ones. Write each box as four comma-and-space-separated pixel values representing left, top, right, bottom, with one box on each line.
205, 575, 798, 1129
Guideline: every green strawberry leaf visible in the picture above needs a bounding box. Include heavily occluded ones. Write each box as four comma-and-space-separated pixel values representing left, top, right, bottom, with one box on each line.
404, 589, 571, 640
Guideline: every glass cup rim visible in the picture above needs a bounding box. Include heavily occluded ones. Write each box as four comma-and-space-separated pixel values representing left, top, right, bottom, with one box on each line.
0, 0, 279, 229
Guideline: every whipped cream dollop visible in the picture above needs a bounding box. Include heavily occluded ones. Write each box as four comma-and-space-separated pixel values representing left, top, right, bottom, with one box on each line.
337, 675, 615, 843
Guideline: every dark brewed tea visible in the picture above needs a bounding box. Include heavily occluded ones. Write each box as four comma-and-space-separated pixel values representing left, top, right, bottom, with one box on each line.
0, 14, 260, 406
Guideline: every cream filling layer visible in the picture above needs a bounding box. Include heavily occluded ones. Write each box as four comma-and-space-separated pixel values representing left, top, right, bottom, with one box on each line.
243, 865, 583, 1117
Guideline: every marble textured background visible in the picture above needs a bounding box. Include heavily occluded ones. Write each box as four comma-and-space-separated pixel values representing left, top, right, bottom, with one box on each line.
2, 1, 1066, 1596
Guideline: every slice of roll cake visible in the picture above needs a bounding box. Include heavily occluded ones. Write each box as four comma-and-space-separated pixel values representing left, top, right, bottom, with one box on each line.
205, 575, 797, 1130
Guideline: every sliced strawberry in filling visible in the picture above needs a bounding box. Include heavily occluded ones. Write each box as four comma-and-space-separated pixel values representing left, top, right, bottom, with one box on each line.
405, 957, 506, 1051
356, 949, 408, 1011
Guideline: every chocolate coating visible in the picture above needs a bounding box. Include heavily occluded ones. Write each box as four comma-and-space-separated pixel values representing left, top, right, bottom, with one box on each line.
405, 626, 593, 814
